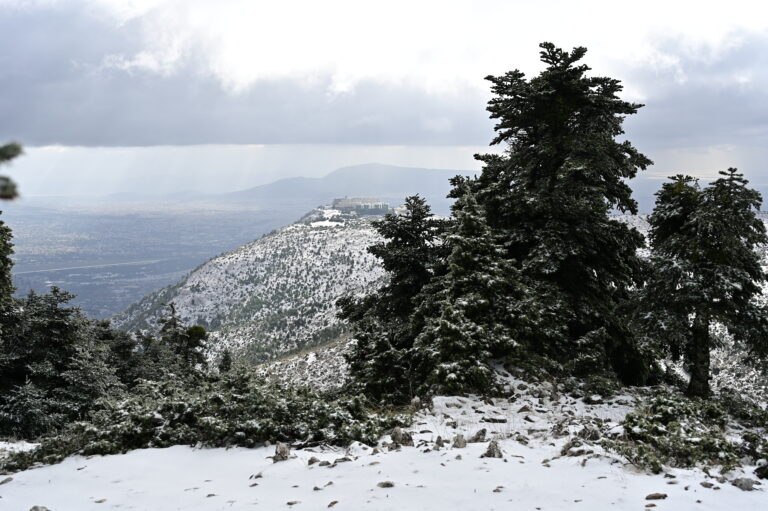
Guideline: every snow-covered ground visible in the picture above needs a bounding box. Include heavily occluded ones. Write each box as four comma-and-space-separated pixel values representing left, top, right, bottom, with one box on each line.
3, 382, 764, 510
4, 439, 763, 511
0, 441, 37, 458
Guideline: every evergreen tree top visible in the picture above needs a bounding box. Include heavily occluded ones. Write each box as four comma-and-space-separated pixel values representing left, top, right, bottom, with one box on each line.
482, 42, 652, 214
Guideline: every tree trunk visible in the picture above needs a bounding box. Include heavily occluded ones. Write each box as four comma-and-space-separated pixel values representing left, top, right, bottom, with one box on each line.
686, 315, 711, 398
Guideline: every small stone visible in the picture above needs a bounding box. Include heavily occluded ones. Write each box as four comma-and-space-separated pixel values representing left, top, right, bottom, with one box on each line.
29, 507, 51, 511
95, 499, 107, 503
468, 429, 487, 443
250, 472, 263, 479
287, 501, 300, 506
371, 448, 381, 455
645, 504, 656, 508
390, 427, 414, 447
480, 440, 503, 459
755, 464, 768, 480
206, 494, 216, 498
328, 501, 338, 508
0, 477, 13, 485
274, 442, 291, 463
377, 481, 395, 488
700, 481, 714, 488
517, 405, 532, 413
731, 478, 758, 491
319, 460, 331, 467
313, 486, 322, 491
514, 434, 530, 445
333, 457, 352, 465
455, 454, 462, 460
645, 493, 667, 500
584, 395, 604, 405
435, 436, 445, 448
308, 456, 320, 465
452, 434, 467, 448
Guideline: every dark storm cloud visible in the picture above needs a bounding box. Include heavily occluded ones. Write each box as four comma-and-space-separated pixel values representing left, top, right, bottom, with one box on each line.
0, 6, 492, 146
1, 5, 768, 151
622, 37, 768, 149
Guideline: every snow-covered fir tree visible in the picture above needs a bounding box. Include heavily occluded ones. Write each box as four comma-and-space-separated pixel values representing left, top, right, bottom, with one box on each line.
644, 169, 768, 397
412, 186, 536, 394
464, 43, 652, 383
339, 195, 450, 402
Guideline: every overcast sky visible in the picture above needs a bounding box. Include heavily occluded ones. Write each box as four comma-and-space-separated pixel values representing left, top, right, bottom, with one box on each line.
1, 0, 768, 198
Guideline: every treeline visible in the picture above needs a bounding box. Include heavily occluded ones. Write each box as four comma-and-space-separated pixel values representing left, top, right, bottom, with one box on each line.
340, 43, 768, 403
0, 287, 210, 438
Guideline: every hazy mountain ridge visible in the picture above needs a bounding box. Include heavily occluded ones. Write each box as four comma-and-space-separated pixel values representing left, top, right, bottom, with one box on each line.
112, 210, 386, 361
223, 163, 469, 215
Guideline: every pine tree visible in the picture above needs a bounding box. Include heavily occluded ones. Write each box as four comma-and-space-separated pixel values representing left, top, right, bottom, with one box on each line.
157, 303, 209, 374
467, 43, 651, 382
645, 169, 768, 397
0, 214, 12, 316
0, 288, 121, 437
0, 142, 21, 335
412, 187, 536, 394
339, 195, 450, 402
218, 349, 233, 373
95, 320, 146, 388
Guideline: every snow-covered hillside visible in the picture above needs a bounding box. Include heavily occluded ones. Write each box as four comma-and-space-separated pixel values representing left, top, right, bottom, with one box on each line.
113, 211, 385, 361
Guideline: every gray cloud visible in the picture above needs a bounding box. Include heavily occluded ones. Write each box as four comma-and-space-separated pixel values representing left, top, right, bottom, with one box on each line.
1, 4, 768, 163
622, 36, 768, 150
0, 5, 493, 146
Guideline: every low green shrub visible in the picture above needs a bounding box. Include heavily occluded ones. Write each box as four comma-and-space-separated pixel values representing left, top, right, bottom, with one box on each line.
604, 389, 766, 473
1, 369, 407, 473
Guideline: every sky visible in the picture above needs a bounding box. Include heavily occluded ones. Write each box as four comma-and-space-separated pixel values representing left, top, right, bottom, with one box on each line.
1, 0, 768, 198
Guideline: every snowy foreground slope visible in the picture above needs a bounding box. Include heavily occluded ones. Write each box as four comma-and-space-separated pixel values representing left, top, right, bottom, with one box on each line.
113, 211, 385, 361
2, 375, 764, 510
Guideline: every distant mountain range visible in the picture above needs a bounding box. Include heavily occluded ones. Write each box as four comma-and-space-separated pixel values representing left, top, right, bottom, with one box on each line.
218, 163, 732, 215
221, 163, 472, 215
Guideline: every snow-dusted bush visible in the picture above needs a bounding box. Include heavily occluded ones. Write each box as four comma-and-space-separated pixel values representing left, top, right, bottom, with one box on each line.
1, 369, 407, 473
604, 389, 767, 473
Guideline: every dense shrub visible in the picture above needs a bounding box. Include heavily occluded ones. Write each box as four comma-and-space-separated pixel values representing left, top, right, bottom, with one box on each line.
1, 369, 407, 473
0, 289, 123, 438
604, 389, 767, 473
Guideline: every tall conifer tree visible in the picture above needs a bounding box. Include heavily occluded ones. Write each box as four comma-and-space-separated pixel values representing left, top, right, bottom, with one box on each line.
339, 196, 450, 402
468, 43, 651, 381
645, 169, 768, 397
412, 187, 536, 394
